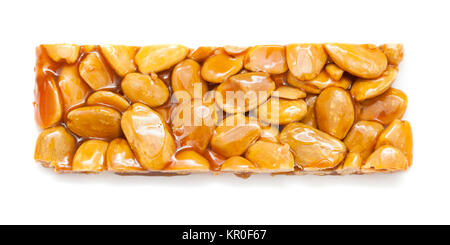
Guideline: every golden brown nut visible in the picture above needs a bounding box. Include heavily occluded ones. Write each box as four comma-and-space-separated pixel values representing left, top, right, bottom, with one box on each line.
72, 140, 108, 172
324, 43, 388, 79
121, 72, 169, 107
244, 45, 288, 74
223, 46, 249, 56
121, 103, 176, 170
287, 70, 351, 94
171, 59, 208, 101
135, 44, 189, 73
376, 119, 413, 166
358, 88, 407, 125
66, 105, 122, 139
316, 87, 355, 139
271, 72, 287, 87
337, 152, 362, 175
106, 138, 144, 172
343, 121, 384, 160
215, 72, 275, 114
280, 122, 347, 170
381, 44, 404, 66
260, 125, 280, 143
187, 46, 218, 62
351, 66, 398, 101
78, 52, 114, 90
86, 91, 130, 113
165, 150, 210, 171
245, 141, 294, 171
100, 45, 138, 77
286, 44, 327, 80
301, 95, 318, 128
221, 156, 256, 171
210, 114, 261, 158
171, 100, 216, 152
325, 63, 344, 81
34, 126, 76, 171
58, 65, 90, 111
257, 98, 307, 125
361, 145, 408, 172
43, 44, 80, 64
201, 54, 244, 83
35, 65, 63, 129
272, 86, 306, 100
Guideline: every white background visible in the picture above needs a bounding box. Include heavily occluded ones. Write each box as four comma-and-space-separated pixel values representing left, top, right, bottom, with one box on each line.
0, 0, 449, 225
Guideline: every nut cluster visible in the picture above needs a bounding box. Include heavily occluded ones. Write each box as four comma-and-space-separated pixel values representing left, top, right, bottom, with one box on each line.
34, 43, 411, 176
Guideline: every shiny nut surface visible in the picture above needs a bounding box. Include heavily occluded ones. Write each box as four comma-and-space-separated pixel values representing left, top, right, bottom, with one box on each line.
122, 72, 169, 107
245, 141, 294, 170
376, 119, 413, 166
187, 46, 217, 62
358, 88, 407, 125
171, 59, 208, 101
121, 103, 176, 170
324, 43, 388, 79
43, 44, 80, 64
72, 139, 108, 172
315, 87, 355, 139
339, 152, 362, 175
381, 44, 404, 66
66, 105, 122, 139
258, 98, 307, 125
211, 114, 261, 158
106, 138, 144, 172
165, 150, 210, 171
86, 91, 130, 113
201, 53, 243, 83
34, 126, 76, 171
287, 70, 351, 94
362, 145, 408, 172
343, 121, 384, 160
301, 95, 318, 128
215, 72, 275, 113
325, 63, 344, 81
351, 66, 398, 101
286, 44, 327, 80
135, 44, 189, 73
100, 45, 137, 77
78, 52, 115, 90
58, 64, 90, 111
221, 156, 256, 171
280, 122, 347, 170
260, 125, 280, 143
272, 86, 306, 100
244, 45, 288, 74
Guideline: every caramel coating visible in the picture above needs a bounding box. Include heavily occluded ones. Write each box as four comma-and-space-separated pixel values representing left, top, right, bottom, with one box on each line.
245, 141, 294, 171
187, 46, 218, 62
58, 65, 90, 111
221, 156, 256, 172
325, 64, 344, 81
358, 88, 407, 125
211, 114, 261, 158
86, 91, 130, 113
79, 52, 114, 90
344, 121, 384, 160
286, 44, 327, 80
166, 150, 210, 171
215, 72, 275, 114
338, 152, 362, 175
66, 106, 122, 139
121, 103, 176, 170
135, 44, 189, 73
301, 95, 318, 128
100, 45, 138, 77
34, 126, 76, 171
122, 72, 169, 107
287, 70, 351, 94
362, 145, 408, 172
258, 98, 307, 125
171, 59, 208, 101
201, 53, 244, 83
351, 66, 398, 102
272, 86, 306, 100
72, 140, 108, 172
376, 119, 413, 166
244, 45, 288, 74
381, 44, 404, 66
106, 138, 144, 172
316, 87, 355, 139
324, 43, 388, 79
280, 123, 347, 170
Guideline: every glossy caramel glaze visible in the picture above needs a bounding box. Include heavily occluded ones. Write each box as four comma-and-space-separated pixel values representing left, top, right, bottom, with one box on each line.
34, 43, 411, 176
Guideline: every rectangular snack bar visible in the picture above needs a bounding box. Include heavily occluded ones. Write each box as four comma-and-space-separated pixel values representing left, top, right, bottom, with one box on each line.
34, 44, 412, 177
